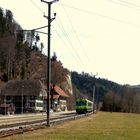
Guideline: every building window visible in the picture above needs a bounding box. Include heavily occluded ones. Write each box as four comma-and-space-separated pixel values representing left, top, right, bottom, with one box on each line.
6, 96, 10, 100
30, 102, 35, 107
30, 96, 35, 100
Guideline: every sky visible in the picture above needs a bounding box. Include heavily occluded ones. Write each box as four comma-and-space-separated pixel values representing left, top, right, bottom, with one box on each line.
0, 0, 140, 85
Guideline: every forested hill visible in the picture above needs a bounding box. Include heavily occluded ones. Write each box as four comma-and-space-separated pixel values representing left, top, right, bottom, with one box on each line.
71, 71, 121, 101
71, 71, 140, 113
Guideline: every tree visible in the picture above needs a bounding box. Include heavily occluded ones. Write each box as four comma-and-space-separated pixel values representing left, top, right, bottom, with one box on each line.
0, 7, 4, 34
5, 10, 14, 35
51, 52, 57, 61
102, 91, 114, 112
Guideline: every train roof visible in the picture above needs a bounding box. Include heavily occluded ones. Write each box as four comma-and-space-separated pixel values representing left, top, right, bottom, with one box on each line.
76, 98, 93, 103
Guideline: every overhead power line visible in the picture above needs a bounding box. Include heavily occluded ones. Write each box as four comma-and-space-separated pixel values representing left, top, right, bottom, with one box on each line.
52, 25, 82, 65
59, 0, 91, 62
30, 0, 44, 13
55, 14, 85, 66
106, 0, 140, 10
116, 0, 140, 7
60, 2, 140, 28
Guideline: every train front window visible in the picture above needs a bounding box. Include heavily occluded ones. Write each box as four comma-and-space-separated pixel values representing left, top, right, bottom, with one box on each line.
76, 100, 86, 106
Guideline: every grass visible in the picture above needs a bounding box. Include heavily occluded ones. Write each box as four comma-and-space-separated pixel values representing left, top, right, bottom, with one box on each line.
1, 112, 140, 140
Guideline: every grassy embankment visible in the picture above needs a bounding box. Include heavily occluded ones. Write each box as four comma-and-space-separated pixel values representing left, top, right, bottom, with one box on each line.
1, 112, 140, 140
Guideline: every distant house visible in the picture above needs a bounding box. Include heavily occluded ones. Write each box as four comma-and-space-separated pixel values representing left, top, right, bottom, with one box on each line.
0, 80, 69, 113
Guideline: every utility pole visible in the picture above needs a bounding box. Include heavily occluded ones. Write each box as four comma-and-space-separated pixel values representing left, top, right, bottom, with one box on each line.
93, 73, 98, 113
41, 0, 58, 127
21, 85, 24, 114
93, 83, 95, 113
4, 94, 6, 115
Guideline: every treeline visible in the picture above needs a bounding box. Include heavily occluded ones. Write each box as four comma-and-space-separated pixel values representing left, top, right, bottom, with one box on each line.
102, 87, 140, 113
72, 71, 140, 113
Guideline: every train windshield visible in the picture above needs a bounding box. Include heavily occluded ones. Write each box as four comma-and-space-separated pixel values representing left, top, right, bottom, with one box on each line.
76, 100, 86, 106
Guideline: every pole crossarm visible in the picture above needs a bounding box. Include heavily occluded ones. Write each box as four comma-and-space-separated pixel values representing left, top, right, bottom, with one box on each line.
16, 25, 49, 35
41, 0, 59, 4
35, 31, 48, 35
32, 25, 48, 31
16, 25, 48, 32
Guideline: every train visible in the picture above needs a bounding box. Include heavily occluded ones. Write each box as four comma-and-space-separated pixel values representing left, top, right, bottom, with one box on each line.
76, 98, 93, 114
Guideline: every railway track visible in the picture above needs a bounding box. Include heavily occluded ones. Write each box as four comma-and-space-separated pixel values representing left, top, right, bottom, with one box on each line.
0, 111, 93, 138
0, 111, 76, 125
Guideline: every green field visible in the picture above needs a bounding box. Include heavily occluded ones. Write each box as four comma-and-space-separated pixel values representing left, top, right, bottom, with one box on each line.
1, 112, 140, 140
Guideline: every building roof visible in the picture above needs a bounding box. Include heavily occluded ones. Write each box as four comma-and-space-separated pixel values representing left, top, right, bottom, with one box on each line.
53, 85, 69, 98
53, 94, 60, 99
0, 80, 69, 99
0, 80, 47, 96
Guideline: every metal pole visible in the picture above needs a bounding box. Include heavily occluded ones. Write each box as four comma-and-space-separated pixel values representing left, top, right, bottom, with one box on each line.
46, 2, 51, 127
41, 0, 58, 127
4, 95, 6, 115
22, 85, 24, 114
92, 84, 95, 113
93, 73, 98, 113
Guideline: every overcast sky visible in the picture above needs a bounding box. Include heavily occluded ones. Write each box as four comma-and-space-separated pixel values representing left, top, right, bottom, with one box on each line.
0, 0, 140, 85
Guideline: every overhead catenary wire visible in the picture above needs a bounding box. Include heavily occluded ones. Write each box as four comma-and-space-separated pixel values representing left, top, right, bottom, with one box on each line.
54, 14, 86, 69
60, 2, 140, 28
59, 0, 91, 63
106, 0, 140, 10
116, 0, 140, 8
52, 25, 83, 66
30, 0, 44, 13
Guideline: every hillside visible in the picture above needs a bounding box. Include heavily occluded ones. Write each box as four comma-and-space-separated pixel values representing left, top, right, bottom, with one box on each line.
71, 71, 122, 101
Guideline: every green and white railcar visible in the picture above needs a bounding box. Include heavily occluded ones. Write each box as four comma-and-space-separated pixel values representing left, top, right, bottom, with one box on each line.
76, 98, 93, 114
